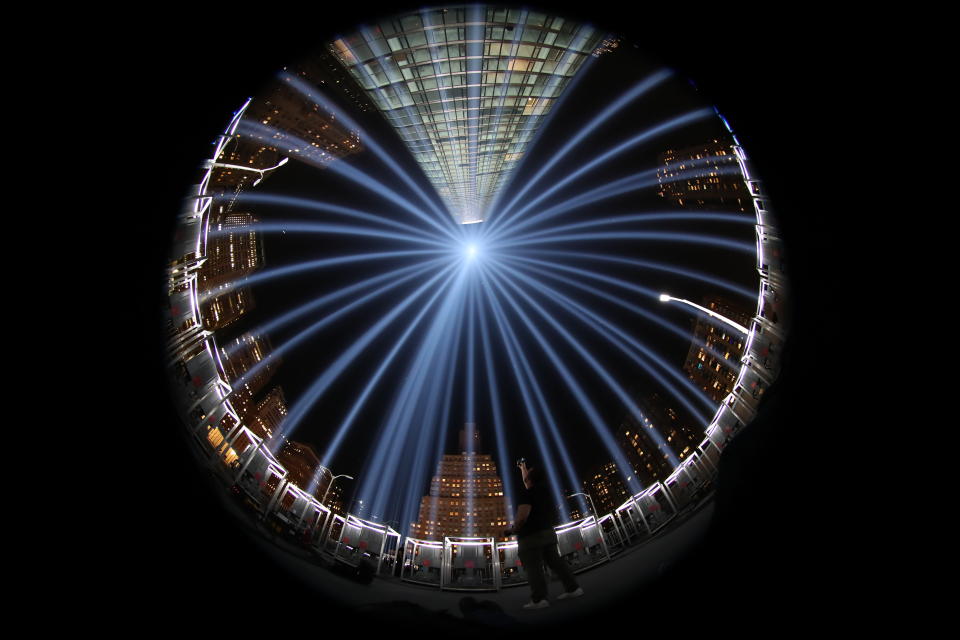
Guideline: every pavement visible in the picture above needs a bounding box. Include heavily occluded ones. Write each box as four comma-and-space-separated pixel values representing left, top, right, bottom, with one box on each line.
234, 488, 715, 634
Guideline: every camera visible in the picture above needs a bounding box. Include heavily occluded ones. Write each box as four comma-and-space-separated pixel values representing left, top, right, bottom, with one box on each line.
516, 457, 526, 467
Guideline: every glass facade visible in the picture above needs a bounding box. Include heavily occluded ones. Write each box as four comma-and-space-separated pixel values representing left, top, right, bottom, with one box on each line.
329, 5, 604, 224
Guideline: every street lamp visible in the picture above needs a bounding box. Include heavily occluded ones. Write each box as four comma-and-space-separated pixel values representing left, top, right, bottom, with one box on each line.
317, 474, 354, 546
322, 473, 354, 507
568, 492, 611, 560
659, 293, 749, 335
205, 157, 289, 186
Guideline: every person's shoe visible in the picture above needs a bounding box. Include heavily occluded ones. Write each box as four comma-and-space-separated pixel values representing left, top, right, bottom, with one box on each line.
557, 587, 584, 600
522, 599, 550, 610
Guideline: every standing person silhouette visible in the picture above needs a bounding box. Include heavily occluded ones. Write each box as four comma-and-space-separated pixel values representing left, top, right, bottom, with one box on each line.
504, 459, 583, 609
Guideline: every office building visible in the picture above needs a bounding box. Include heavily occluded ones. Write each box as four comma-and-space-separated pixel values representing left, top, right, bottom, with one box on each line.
329, 6, 605, 223
657, 139, 748, 212
583, 460, 631, 516
682, 296, 752, 404
409, 425, 510, 540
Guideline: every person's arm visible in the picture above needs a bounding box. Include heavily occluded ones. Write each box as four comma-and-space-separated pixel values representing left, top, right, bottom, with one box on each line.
504, 503, 531, 536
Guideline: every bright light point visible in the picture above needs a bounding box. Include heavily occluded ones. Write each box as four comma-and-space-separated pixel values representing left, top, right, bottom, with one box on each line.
659, 293, 671, 302
467, 244, 478, 259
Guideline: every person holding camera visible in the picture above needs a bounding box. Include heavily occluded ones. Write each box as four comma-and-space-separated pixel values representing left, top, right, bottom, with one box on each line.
503, 458, 583, 610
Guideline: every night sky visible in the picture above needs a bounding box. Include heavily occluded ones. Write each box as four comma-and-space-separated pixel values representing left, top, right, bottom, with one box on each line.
209, 21, 759, 508
118, 1, 858, 632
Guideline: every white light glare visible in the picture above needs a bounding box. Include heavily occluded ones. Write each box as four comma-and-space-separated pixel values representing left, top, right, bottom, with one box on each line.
466, 243, 478, 259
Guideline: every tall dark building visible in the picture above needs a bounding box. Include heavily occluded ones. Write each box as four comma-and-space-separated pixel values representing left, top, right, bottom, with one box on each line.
583, 461, 631, 516
409, 425, 510, 540
197, 209, 264, 331
277, 440, 324, 499
657, 138, 748, 212
682, 296, 753, 404
241, 62, 363, 167
248, 386, 287, 441
618, 403, 674, 487
218, 333, 279, 420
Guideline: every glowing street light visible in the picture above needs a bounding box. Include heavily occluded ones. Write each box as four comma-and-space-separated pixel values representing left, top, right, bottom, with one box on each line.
659, 293, 749, 335
322, 473, 354, 507
206, 157, 290, 186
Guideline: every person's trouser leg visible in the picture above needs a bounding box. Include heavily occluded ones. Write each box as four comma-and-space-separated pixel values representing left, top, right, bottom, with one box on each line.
518, 538, 548, 602
542, 541, 579, 593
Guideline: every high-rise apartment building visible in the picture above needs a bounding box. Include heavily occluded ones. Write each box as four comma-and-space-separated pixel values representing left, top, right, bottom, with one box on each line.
409, 425, 511, 540
241, 63, 362, 168
682, 296, 752, 404
248, 386, 287, 441
197, 210, 263, 331
329, 6, 605, 224
583, 460, 631, 516
657, 139, 748, 212
277, 439, 324, 498
199, 287, 255, 332
198, 210, 263, 291
218, 333, 279, 419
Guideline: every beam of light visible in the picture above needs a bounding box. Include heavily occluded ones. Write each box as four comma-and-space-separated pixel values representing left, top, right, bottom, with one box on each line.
483, 107, 715, 240
487, 162, 744, 243
280, 72, 455, 230
466, 281, 476, 425
341, 30, 468, 229
478, 268, 578, 520
217, 192, 449, 241
485, 69, 672, 234
496, 255, 738, 383
514, 211, 754, 241
197, 248, 445, 303
237, 119, 461, 243
320, 266, 466, 468
426, 283, 469, 537
226, 260, 450, 421
466, 6, 528, 206
361, 270, 469, 520
476, 275, 590, 517
222, 258, 446, 359
475, 281, 518, 522
486, 266, 681, 467
493, 258, 713, 427
399, 286, 468, 537
471, 28, 600, 223
515, 249, 756, 300
318, 266, 464, 466
482, 49, 599, 223
464, 4, 484, 229
206, 220, 450, 249
270, 263, 462, 450
496, 230, 756, 255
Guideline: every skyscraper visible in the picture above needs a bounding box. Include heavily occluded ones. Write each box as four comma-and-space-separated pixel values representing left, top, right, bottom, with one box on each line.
682, 296, 752, 404
197, 210, 263, 331
329, 6, 605, 224
248, 386, 288, 441
583, 460, 630, 516
241, 63, 362, 168
218, 333, 279, 420
409, 425, 510, 540
657, 138, 748, 212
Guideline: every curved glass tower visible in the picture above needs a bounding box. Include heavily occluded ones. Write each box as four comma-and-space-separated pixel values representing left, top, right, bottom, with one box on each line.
330, 5, 605, 224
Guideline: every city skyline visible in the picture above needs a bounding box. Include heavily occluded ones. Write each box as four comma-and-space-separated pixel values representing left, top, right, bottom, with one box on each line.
126, 3, 842, 630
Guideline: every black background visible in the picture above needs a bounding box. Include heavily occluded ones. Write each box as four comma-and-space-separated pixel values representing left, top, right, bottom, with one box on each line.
111, 2, 859, 633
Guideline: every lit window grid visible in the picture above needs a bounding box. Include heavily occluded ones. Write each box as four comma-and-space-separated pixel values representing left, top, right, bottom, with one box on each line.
332, 9, 602, 223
